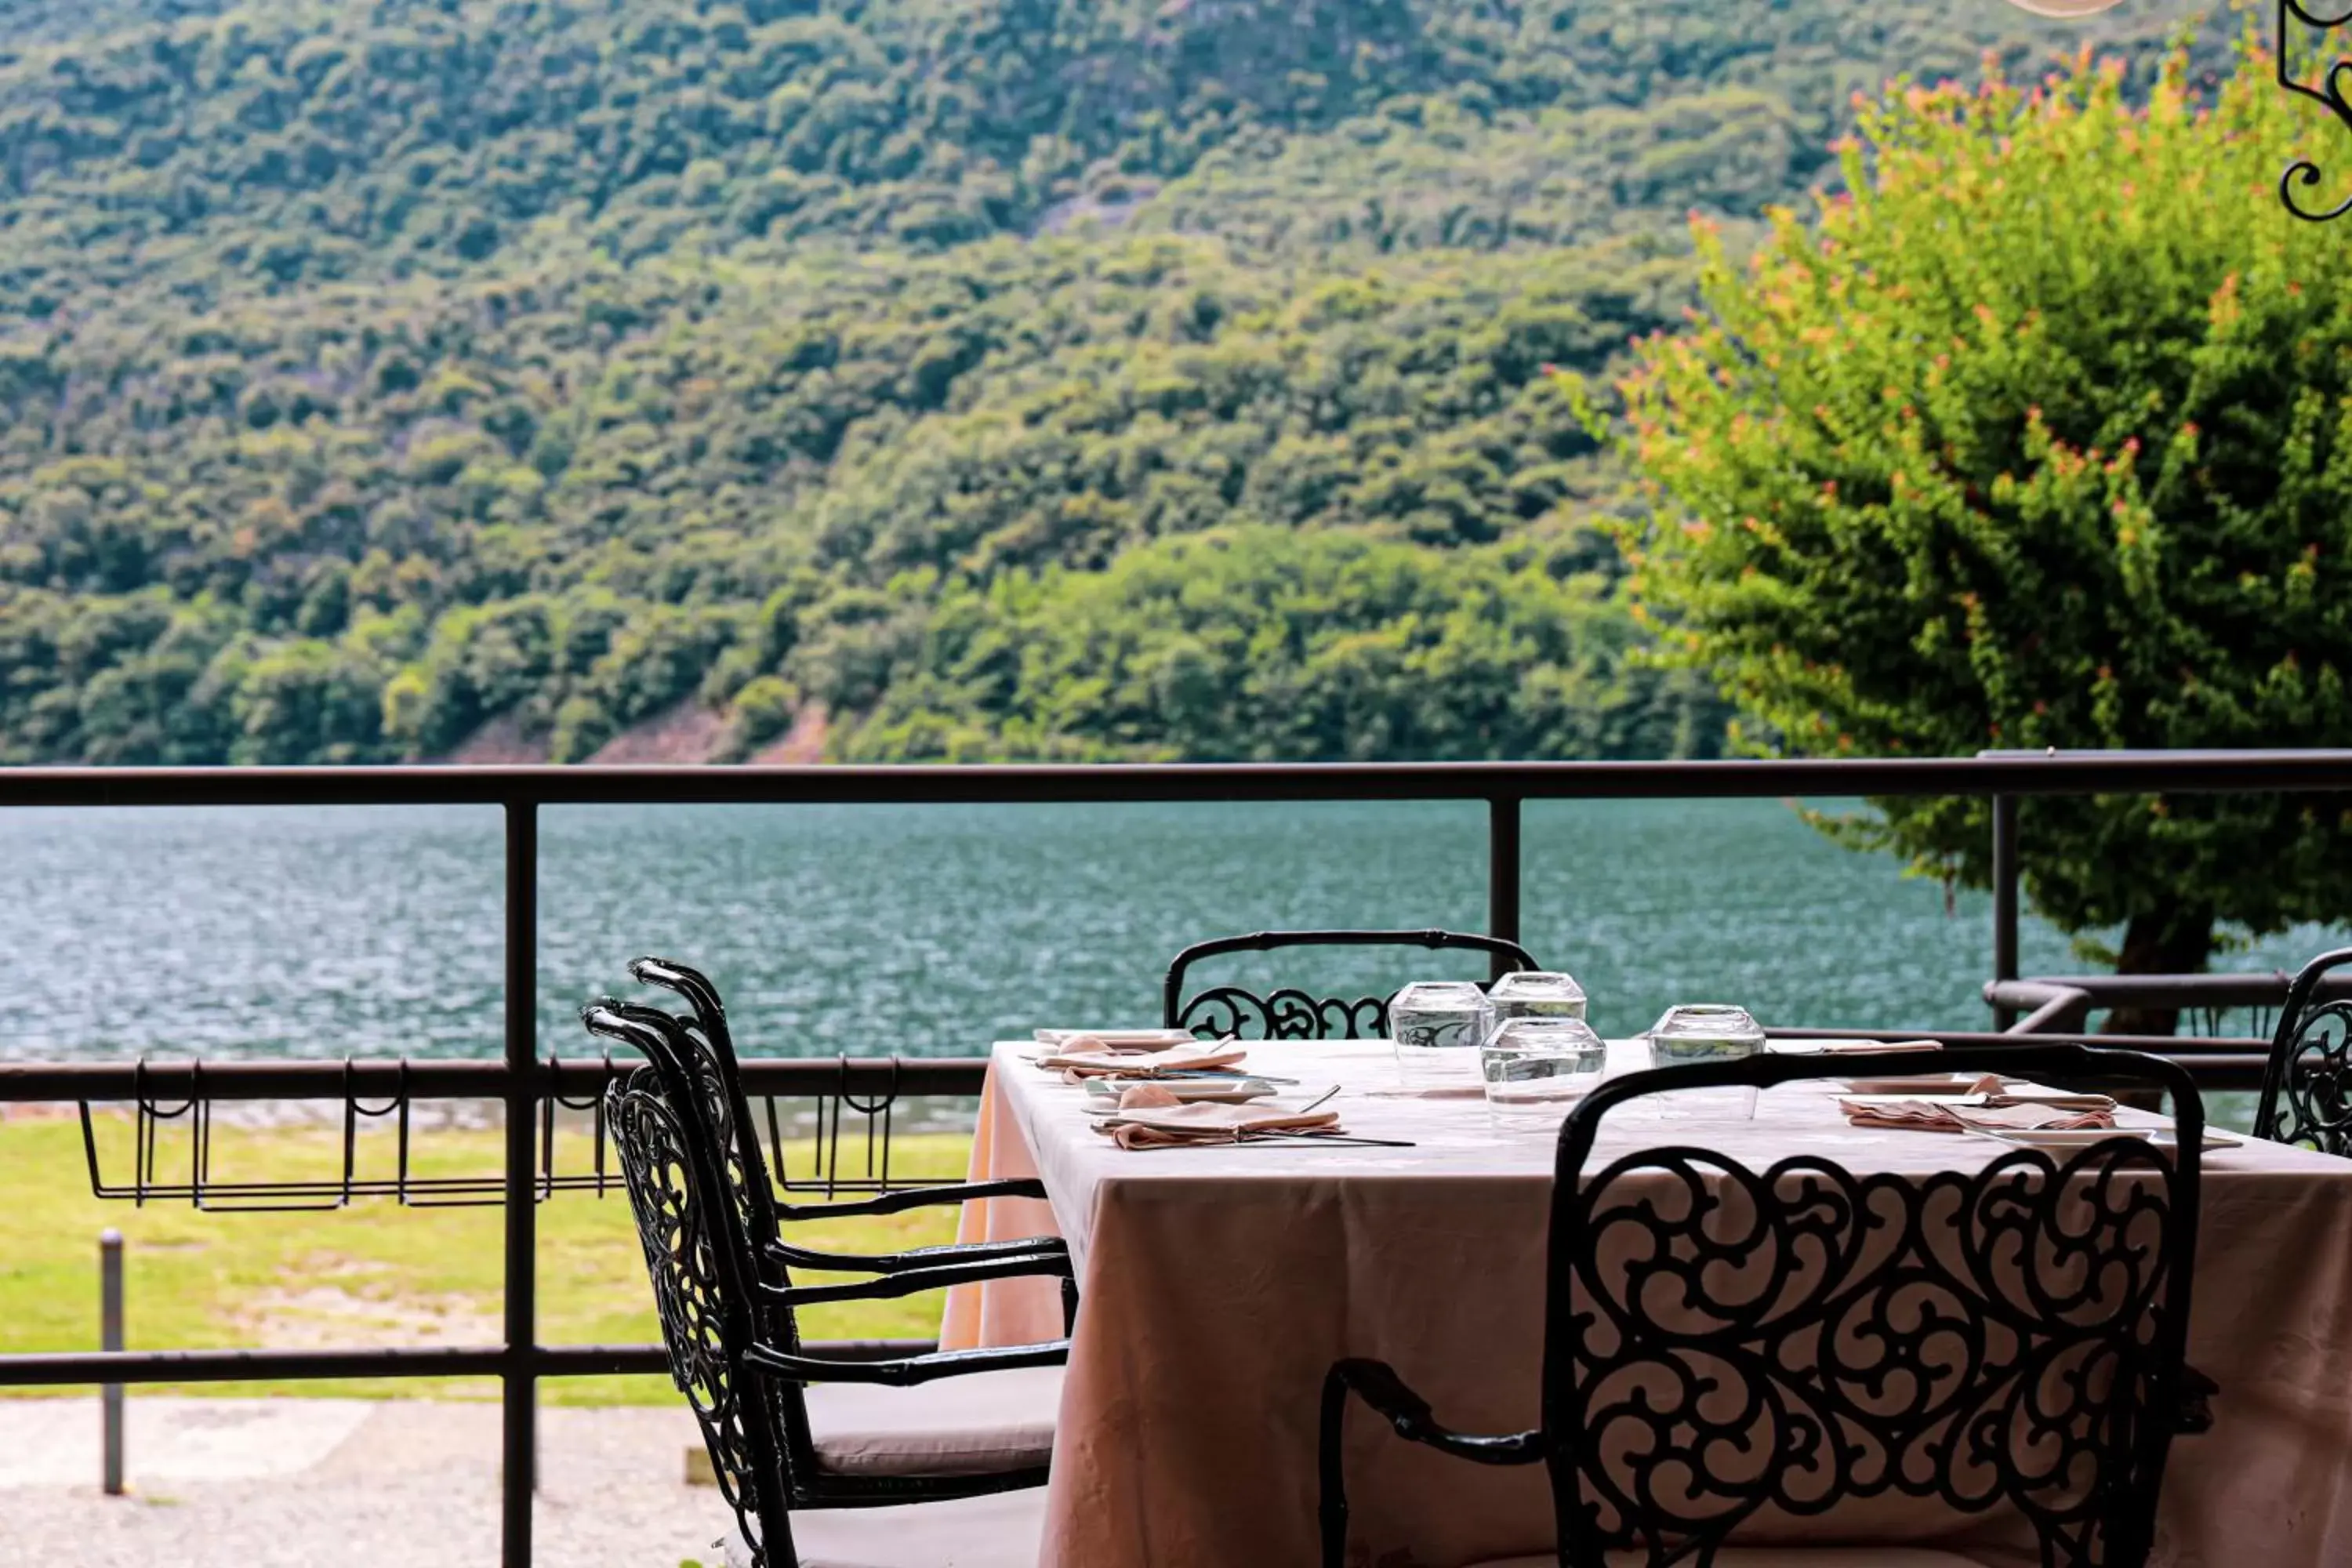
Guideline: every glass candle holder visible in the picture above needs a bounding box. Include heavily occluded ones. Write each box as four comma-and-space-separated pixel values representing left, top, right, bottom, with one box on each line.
1643, 1004, 1766, 1120
1482, 1016, 1608, 1132
1388, 981, 1492, 1090
1486, 970, 1588, 1025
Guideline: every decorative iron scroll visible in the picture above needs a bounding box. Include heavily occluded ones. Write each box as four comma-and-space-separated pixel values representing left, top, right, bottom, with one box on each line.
1559, 1142, 2183, 1566
2281, 0, 2352, 220
1175, 985, 1389, 1041
1163, 928, 1535, 1040
2259, 996, 2352, 1152
659, 1018, 793, 1279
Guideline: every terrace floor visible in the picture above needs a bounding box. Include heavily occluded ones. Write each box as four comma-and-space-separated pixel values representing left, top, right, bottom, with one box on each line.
0, 1397, 725, 1567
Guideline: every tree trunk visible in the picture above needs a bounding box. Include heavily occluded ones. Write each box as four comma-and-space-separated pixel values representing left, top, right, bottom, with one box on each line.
2102, 909, 2217, 1038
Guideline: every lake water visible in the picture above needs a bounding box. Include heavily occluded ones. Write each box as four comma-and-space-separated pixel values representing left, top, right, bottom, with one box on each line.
1, 797, 2337, 1064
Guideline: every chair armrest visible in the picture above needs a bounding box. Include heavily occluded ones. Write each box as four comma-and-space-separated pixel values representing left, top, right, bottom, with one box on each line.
774, 1178, 1048, 1221
1319, 1358, 1540, 1568
744, 1338, 1069, 1387
767, 1234, 1067, 1276
756, 1247, 1072, 1309
2176, 1363, 2220, 1436
1325, 1359, 1541, 1465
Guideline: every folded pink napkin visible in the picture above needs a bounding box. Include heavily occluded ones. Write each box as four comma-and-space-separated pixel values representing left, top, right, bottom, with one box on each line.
1037, 1041, 1247, 1081
1092, 1099, 1345, 1149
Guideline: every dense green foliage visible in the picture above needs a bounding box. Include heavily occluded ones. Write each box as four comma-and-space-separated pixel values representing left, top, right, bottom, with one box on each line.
840, 524, 1719, 763
1, 0, 2183, 304
1607, 38, 2352, 971
0, 0, 2198, 765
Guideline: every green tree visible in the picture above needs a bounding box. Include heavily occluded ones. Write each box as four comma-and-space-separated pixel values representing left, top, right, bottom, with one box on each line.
1603, 35, 2352, 1018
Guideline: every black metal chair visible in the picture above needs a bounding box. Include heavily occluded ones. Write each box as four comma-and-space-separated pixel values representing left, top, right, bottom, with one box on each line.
590, 1002, 1072, 1568
1319, 1043, 2212, 1568
587, 994, 1075, 1331
1163, 927, 1540, 1040
2254, 947, 2352, 1156
622, 956, 1071, 1284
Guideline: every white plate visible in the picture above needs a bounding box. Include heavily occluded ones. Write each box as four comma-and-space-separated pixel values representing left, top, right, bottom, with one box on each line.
1839, 1074, 1982, 1094
1839, 1081, 2114, 1110
1089, 1088, 1339, 1125
1033, 1028, 1198, 1049
1082, 1076, 1282, 1105
1978, 1127, 2241, 1152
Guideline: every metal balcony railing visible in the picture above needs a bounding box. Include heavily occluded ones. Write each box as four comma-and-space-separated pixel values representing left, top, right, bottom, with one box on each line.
4, 750, 2348, 1565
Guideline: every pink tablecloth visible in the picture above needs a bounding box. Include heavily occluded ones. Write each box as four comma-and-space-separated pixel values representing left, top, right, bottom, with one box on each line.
941, 1040, 2352, 1568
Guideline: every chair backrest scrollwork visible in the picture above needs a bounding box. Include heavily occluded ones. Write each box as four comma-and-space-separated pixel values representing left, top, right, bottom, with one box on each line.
1163, 928, 1539, 1040
593, 1004, 797, 1568
1545, 1044, 2201, 1568
2255, 947, 2352, 1156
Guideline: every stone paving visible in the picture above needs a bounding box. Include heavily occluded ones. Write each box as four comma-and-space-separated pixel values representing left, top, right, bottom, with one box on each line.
0, 1397, 731, 1566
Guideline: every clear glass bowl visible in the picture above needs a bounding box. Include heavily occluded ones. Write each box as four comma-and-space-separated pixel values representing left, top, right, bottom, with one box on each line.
1388, 981, 1493, 1090
1482, 1016, 1608, 1131
1486, 970, 1588, 1025
1643, 1004, 1766, 1120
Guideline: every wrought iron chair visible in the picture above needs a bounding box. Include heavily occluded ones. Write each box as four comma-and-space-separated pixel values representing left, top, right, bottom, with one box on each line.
590, 1002, 1072, 1568
1163, 927, 1540, 1040
587, 995, 1075, 1331
1319, 1043, 2212, 1568
2254, 946, 2352, 1156
622, 955, 1071, 1284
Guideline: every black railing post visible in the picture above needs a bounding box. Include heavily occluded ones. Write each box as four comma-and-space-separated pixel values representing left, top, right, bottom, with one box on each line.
502, 798, 539, 1567
1488, 794, 1523, 980
1991, 794, 2019, 1030
100, 1227, 124, 1496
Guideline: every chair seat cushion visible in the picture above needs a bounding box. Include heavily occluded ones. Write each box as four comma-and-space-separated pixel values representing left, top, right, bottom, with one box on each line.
716, 1485, 1047, 1568
804, 1364, 1062, 1479
1472, 1552, 1991, 1568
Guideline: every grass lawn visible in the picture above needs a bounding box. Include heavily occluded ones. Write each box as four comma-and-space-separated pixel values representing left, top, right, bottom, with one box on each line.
0, 1111, 976, 1405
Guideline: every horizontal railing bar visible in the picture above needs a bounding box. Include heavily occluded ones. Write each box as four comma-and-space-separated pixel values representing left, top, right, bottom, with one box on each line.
0, 1056, 989, 1103
1988, 974, 2352, 1007
0, 1339, 935, 1388
2157, 1059, 2270, 1088
1766, 1026, 2273, 1054
5, 1041, 2270, 1105
1763, 1028, 2270, 1089
3, 752, 2352, 809
6, 1037, 2272, 1105
0, 1348, 513, 1385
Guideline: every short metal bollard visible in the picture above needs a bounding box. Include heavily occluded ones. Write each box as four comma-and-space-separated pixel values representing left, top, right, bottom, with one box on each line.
100, 1228, 123, 1497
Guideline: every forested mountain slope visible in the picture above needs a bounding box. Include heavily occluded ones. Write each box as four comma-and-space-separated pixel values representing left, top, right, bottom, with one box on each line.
0, 0, 2201, 764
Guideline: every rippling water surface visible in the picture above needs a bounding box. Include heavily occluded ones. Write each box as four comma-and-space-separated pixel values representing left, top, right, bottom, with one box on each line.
2, 798, 2338, 1063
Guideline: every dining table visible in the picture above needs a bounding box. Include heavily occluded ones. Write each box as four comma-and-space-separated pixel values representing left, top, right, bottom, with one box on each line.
937, 1037, 2352, 1568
